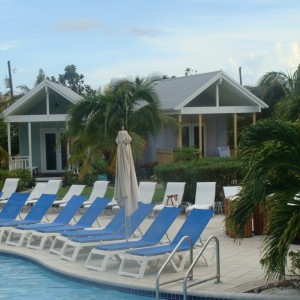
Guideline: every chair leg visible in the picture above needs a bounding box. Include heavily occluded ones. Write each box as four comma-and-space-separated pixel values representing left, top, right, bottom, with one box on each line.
86, 250, 111, 272
118, 255, 149, 279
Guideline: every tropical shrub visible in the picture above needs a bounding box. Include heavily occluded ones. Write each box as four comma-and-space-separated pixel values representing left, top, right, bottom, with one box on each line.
226, 118, 300, 281
173, 147, 200, 162
63, 158, 108, 186
154, 157, 242, 203
0, 169, 34, 191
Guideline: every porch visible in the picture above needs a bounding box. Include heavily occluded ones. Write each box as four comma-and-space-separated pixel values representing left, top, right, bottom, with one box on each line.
9, 155, 38, 175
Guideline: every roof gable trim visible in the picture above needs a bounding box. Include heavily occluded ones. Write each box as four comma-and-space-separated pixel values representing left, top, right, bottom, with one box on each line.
174, 71, 222, 110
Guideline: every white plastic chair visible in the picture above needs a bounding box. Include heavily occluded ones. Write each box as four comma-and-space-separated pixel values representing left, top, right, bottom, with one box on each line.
44, 179, 62, 195
112, 181, 157, 213
186, 182, 216, 213
217, 146, 230, 157
223, 186, 242, 200
26, 182, 48, 204
151, 182, 186, 214
55, 184, 86, 207
83, 181, 110, 208
137, 182, 157, 204
0, 178, 20, 201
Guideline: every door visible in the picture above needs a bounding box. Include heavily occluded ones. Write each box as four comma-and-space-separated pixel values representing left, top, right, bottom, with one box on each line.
182, 125, 206, 156
41, 130, 67, 173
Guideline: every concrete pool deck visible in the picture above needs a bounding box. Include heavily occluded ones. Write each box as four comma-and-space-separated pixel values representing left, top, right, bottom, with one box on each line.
0, 211, 299, 300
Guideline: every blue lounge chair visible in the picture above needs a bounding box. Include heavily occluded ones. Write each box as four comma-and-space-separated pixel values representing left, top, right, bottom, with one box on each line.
5, 195, 86, 247
0, 194, 57, 227
118, 208, 214, 278
62, 206, 126, 237
26, 197, 111, 250
0, 194, 57, 242
0, 192, 30, 222
59, 203, 154, 262
49, 206, 126, 255
86, 206, 181, 272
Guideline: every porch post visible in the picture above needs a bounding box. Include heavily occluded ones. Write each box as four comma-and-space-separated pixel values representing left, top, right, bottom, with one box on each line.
252, 112, 256, 124
216, 83, 220, 107
233, 113, 238, 157
7, 123, 11, 170
198, 114, 203, 159
177, 114, 182, 149
46, 86, 50, 115
28, 122, 33, 170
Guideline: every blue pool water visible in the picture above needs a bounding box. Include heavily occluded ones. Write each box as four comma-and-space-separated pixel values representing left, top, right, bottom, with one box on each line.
0, 255, 155, 300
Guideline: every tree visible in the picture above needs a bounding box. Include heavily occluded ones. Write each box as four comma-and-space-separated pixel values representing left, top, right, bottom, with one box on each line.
16, 84, 30, 94
227, 118, 300, 281
258, 64, 300, 120
185, 68, 197, 76
56, 65, 96, 97
35, 68, 47, 86
66, 74, 180, 178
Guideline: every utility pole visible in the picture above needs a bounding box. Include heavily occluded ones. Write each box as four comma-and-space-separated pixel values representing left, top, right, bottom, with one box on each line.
239, 66, 242, 85
7, 60, 13, 98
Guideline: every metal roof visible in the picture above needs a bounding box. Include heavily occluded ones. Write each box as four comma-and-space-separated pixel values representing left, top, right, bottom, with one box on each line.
153, 70, 268, 114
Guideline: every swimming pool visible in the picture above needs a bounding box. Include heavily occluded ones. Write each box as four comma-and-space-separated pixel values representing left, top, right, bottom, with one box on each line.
0, 254, 155, 300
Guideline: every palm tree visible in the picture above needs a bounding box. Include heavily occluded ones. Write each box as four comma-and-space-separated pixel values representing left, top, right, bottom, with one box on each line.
66, 74, 179, 178
258, 64, 300, 120
226, 118, 300, 281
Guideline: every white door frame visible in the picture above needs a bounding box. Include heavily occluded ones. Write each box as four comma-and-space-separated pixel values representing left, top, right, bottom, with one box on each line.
40, 129, 65, 173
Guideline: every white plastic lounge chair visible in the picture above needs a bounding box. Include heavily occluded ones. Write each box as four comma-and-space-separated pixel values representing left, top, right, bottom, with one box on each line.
151, 182, 186, 214
217, 146, 230, 157
118, 208, 214, 278
44, 179, 62, 194
82, 181, 110, 208
112, 181, 157, 212
138, 181, 157, 204
26, 183, 48, 204
85, 206, 181, 272
186, 182, 216, 213
54, 184, 86, 207
223, 186, 242, 200
0, 178, 20, 201
27, 179, 62, 206
105, 197, 118, 210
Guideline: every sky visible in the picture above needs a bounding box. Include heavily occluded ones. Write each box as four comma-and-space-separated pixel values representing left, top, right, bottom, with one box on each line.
0, 0, 300, 95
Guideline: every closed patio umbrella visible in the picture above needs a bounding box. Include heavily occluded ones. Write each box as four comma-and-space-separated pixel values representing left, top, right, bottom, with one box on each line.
114, 130, 139, 240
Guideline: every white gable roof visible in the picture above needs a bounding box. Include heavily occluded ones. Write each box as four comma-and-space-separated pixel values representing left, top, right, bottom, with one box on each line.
154, 70, 268, 114
3, 79, 82, 116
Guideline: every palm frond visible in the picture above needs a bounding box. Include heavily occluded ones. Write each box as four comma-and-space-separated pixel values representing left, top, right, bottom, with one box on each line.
227, 118, 300, 280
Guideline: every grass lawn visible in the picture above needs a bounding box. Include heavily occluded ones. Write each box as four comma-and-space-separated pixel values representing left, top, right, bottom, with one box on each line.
57, 184, 165, 204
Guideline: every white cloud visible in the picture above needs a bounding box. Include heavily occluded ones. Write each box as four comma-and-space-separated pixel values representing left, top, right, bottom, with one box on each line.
224, 42, 300, 86
54, 18, 106, 32
275, 41, 300, 70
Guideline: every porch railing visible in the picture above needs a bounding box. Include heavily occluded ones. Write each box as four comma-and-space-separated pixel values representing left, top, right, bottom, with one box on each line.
9, 156, 30, 170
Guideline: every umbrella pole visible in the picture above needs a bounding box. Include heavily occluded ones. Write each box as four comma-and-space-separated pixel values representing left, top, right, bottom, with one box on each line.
125, 202, 130, 242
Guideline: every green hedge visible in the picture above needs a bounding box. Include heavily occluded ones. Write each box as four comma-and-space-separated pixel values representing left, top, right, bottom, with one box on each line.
0, 169, 34, 191
154, 157, 243, 203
